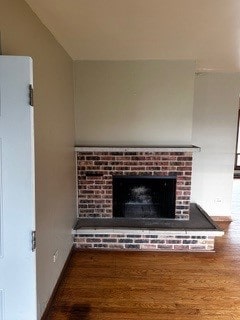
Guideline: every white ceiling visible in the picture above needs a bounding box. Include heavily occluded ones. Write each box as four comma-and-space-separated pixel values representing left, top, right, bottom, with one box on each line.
25, 0, 240, 71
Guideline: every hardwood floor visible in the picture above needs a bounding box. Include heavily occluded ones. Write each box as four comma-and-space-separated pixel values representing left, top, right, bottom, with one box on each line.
46, 182, 240, 320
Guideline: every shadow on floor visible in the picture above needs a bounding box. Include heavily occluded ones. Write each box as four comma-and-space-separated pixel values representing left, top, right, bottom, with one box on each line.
68, 304, 91, 320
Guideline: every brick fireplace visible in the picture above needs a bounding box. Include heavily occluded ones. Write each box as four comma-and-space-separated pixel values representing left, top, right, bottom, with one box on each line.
73, 146, 224, 252
76, 146, 195, 220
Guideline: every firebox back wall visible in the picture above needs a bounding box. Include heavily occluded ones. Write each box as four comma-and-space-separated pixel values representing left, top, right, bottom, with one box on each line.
77, 150, 193, 220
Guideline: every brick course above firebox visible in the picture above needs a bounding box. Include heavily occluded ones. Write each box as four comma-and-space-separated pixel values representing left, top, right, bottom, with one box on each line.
76, 146, 200, 220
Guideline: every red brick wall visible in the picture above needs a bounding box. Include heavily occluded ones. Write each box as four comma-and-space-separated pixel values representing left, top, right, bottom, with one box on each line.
76, 151, 192, 220
74, 232, 215, 252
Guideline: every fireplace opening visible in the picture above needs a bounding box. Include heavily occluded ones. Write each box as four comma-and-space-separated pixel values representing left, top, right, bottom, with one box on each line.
113, 176, 176, 219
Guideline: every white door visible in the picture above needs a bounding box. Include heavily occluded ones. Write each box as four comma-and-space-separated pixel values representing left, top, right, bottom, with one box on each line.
0, 56, 37, 320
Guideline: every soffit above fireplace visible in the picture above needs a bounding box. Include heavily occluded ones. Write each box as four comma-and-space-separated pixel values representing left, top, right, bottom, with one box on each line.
75, 145, 201, 153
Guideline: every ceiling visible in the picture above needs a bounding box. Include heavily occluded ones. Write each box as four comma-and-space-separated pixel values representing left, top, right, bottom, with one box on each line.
25, 0, 240, 71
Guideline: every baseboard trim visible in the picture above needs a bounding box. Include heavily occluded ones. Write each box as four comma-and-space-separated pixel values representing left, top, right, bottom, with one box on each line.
211, 216, 232, 222
41, 246, 75, 320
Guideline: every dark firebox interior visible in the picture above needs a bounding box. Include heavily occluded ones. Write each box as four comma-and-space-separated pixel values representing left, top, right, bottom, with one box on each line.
112, 176, 176, 219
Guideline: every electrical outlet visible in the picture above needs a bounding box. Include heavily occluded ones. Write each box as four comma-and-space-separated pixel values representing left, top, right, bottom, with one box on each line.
53, 250, 59, 263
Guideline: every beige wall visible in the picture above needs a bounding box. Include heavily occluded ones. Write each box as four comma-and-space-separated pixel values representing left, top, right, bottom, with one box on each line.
191, 73, 240, 216
0, 0, 75, 318
75, 61, 239, 217
74, 60, 195, 145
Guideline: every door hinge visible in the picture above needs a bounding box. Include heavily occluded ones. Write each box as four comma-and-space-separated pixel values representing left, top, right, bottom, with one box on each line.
31, 231, 36, 251
29, 84, 34, 106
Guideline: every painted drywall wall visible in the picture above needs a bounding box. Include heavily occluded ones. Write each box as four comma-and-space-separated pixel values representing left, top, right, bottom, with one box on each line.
0, 0, 75, 318
74, 60, 195, 145
191, 73, 240, 216
75, 60, 239, 216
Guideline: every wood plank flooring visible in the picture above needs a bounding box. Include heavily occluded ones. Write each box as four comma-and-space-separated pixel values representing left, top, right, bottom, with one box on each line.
46, 181, 240, 320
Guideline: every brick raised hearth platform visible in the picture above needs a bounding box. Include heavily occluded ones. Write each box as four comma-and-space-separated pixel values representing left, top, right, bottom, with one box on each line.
74, 231, 217, 252
73, 203, 224, 252
74, 146, 224, 252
